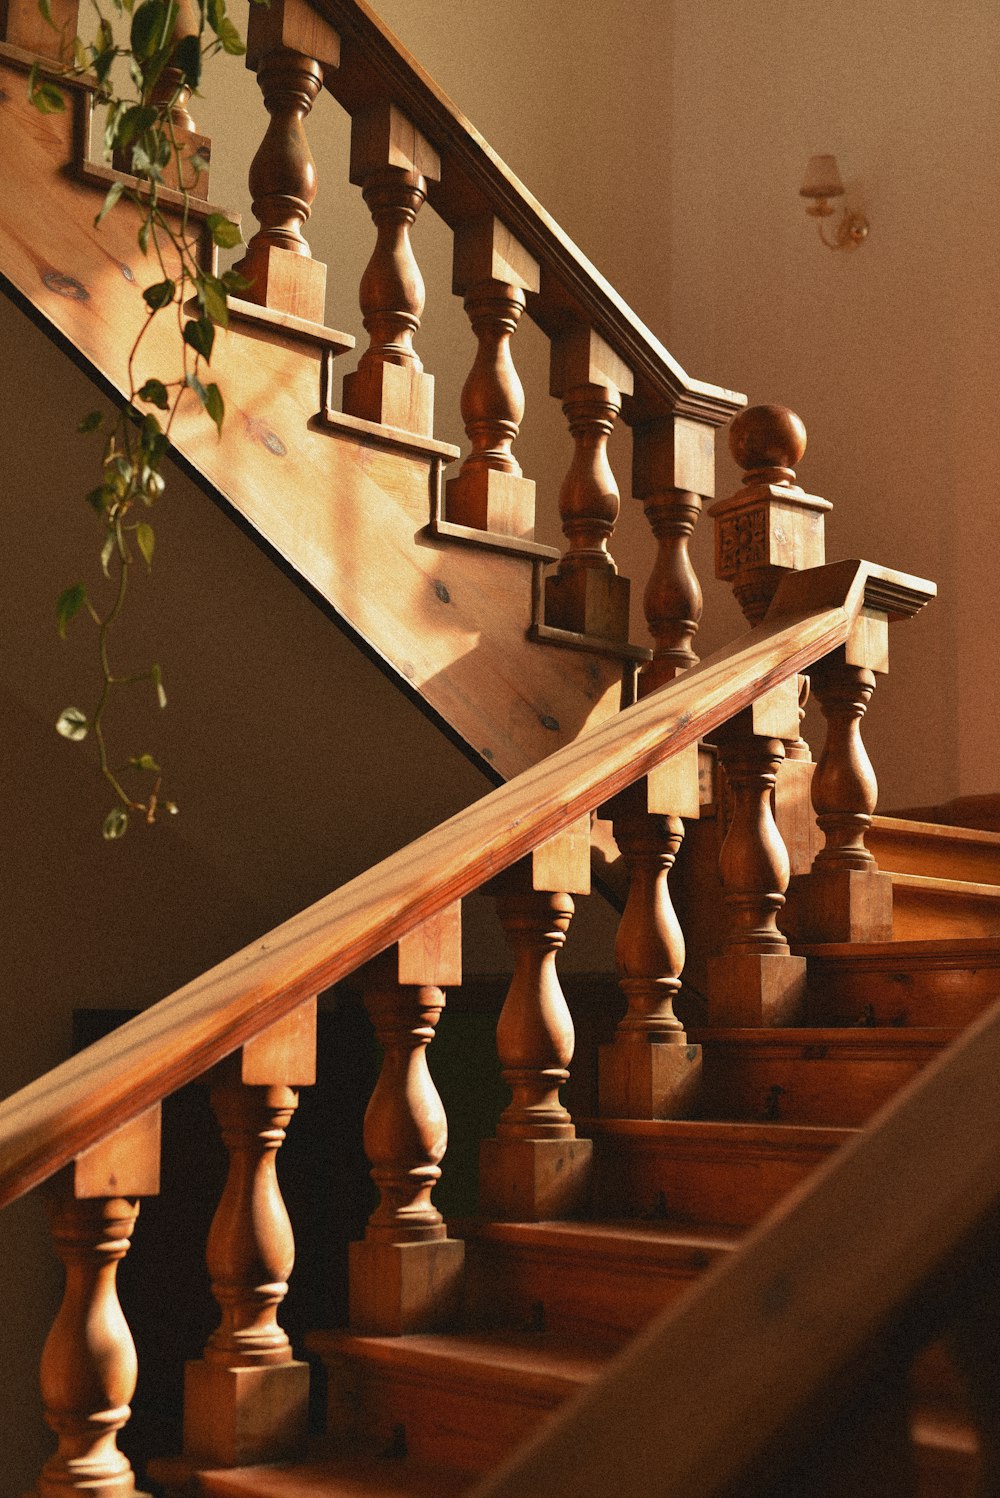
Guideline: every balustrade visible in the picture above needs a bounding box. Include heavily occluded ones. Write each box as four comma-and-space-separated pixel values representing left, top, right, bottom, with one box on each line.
544, 327, 634, 642
480, 820, 592, 1219
182, 1002, 315, 1468
341, 101, 441, 435
350, 903, 465, 1334
35, 1107, 160, 1498
598, 748, 702, 1118
234, 0, 341, 322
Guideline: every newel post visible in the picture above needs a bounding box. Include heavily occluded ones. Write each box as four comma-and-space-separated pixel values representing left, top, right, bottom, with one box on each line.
0, 0, 77, 58
182, 1001, 316, 1469
350, 903, 465, 1334
234, 0, 341, 322
34, 1107, 161, 1498
480, 819, 594, 1219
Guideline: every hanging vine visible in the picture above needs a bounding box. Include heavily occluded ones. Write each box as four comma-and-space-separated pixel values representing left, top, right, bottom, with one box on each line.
28, 0, 254, 838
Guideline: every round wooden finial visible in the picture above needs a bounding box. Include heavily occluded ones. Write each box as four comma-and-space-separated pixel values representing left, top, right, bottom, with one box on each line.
729, 405, 807, 477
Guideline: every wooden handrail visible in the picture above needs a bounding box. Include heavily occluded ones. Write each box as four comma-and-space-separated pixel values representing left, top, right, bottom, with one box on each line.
471, 943, 1000, 1498
0, 561, 930, 1212
312, 0, 745, 427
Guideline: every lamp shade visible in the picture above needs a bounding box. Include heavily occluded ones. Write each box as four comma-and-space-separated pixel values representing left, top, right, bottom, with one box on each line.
800, 154, 845, 200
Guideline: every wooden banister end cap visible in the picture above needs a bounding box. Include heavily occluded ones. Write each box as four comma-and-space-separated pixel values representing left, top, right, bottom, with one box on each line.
730, 404, 807, 479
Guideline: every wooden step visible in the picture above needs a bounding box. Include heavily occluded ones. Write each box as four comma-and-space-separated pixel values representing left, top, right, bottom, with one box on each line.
582, 1118, 854, 1226
456, 1217, 740, 1349
870, 816, 1000, 886
174, 1451, 472, 1495
307, 1329, 604, 1477
912, 1412, 978, 1497
691, 1027, 955, 1126
798, 938, 1000, 1027
891, 873, 1000, 940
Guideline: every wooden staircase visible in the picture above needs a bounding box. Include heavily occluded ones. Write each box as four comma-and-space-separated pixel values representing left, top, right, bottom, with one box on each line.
4, 2, 1000, 1497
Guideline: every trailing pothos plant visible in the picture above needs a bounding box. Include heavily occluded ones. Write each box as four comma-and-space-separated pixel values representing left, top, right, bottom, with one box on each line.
27, 0, 255, 839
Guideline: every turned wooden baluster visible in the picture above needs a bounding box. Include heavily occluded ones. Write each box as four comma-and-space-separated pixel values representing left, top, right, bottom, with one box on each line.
342, 102, 441, 436
35, 1108, 160, 1498
480, 820, 593, 1220
599, 751, 702, 1118
350, 904, 464, 1334
632, 415, 716, 691
544, 328, 635, 642
708, 708, 807, 1027
233, 0, 340, 322
183, 1003, 314, 1468
445, 216, 540, 538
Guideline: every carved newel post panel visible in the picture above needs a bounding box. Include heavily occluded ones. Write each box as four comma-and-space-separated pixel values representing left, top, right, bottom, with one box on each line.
235, 0, 341, 322
445, 216, 541, 539
183, 1002, 316, 1469
598, 744, 702, 1118
342, 102, 441, 436
481, 819, 593, 1219
544, 327, 635, 642
350, 904, 465, 1334
632, 414, 717, 693
35, 1108, 161, 1498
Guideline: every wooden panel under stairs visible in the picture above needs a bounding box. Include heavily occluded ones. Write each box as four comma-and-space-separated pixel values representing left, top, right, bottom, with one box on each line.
691, 1027, 954, 1127
309, 1328, 604, 1477
456, 1218, 739, 1350
583, 1118, 854, 1227
799, 938, 1000, 1027
870, 816, 1000, 886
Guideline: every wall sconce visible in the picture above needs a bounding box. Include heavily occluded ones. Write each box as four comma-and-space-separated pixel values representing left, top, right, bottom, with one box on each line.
800, 155, 869, 250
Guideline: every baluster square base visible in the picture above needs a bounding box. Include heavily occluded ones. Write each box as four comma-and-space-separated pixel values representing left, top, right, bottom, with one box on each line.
544, 568, 630, 643
479, 1137, 593, 1221
349, 1236, 465, 1335
598, 1039, 702, 1119
708, 951, 807, 1027
445, 467, 537, 539
235, 243, 328, 325
182, 1358, 309, 1468
788, 867, 894, 944
343, 361, 435, 437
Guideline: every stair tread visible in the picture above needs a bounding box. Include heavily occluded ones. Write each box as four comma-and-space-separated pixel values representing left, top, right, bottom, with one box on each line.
796, 936, 1000, 960
689, 1027, 957, 1051
454, 1216, 743, 1259
192, 1453, 471, 1496
892, 871, 1000, 898
583, 1117, 857, 1146
874, 814, 1000, 849
307, 1328, 607, 1391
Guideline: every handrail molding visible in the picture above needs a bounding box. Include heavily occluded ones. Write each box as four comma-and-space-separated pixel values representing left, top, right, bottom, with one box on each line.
0, 559, 932, 1213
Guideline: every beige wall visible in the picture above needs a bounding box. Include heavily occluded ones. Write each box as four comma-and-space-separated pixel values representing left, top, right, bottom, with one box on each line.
3, 0, 998, 1485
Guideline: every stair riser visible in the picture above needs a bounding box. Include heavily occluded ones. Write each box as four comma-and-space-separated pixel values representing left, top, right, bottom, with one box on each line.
698, 1048, 945, 1126
462, 1240, 717, 1349
805, 964, 1000, 1028
324, 1356, 574, 1476
892, 886, 1000, 941
589, 1136, 843, 1227
869, 826, 1000, 886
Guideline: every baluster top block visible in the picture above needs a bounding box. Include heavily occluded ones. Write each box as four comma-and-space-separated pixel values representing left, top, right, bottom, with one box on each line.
246, 0, 341, 71
74, 1103, 161, 1199
350, 100, 441, 185
452, 214, 541, 297
632, 414, 716, 500
550, 324, 635, 401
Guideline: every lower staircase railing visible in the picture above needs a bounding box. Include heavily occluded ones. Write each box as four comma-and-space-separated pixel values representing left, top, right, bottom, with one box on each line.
0, 554, 933, 1491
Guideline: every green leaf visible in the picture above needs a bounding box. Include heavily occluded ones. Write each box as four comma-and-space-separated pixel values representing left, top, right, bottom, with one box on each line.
130, 752, 161, 773
102, 807, 129, 840
94, 180, 123, 228
151, 663, 167, 709
100, 530, 115, 578
28, 62, 67, 114
206, 212, 242, 250
56, 583, 87, 638
130, 0, 168, 59
116, 103, 158, 150
183, 315, 214, 360
138, 377, 169, 410
186, 372, 208, 407
206, 0, 225, 32
143, 277, 175, 311
85, 483, 114, 514
138, 217, 151, 256
136, 521, 155, 569
56, 706, 89, 741
78, 410, 104, 433
173, 31, 202, 88
141, 412, 167, 466
216, 14, 244, 52
221, 267, 251, 294
196, 270, 228, 327
203, 382, 224, 434
37, 0, 57, 31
